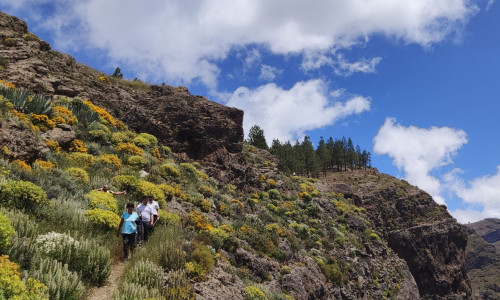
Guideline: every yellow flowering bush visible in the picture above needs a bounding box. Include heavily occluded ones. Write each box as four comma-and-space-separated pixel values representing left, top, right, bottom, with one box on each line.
188, 210, 213, 231
135, 180, 165, 207
112, 175, 139, 191
96, 154, 122, 169
0, 212, 15, 249
132, 136, 150, 148
45, 140, 61, 152
0, 256, 49, 299
0, 79, 16, 89
65, 167, 90, 184
86, 190, 118, 213
158, 183, 176, 201
33, 159, 55, 170
159, 163, 181, 180
0, 180, 49, 211
52, 106, 77, 125
69, 139, 87, 153
245, 286, 267, 300
83, 100, 125, 129
11, 159, 32, 172
116, 142, 144, 156
30, 114, 65, 131
98, 75, 110, 84
111, 131, 136, 144
67, 152, 95, 168
267, 179, 277, 188
136, 133, 158, 145
198, 184, 216, 198
84, 208, 120, 231
157, 211, 182, 226
151, 147, 162, 160
127, 155, 147, 168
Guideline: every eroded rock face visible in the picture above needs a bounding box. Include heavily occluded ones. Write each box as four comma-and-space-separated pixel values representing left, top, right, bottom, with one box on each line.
388, 220, 470, 299
327, 170, 471, 300
0, 12, 243, 160
0, 118, 49, 162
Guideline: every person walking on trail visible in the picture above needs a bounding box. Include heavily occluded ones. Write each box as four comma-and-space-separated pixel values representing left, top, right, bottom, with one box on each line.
148, 194, 160, 232
117, 202, 139, 260
137, 196, 153, 242
95, 184, 127, 195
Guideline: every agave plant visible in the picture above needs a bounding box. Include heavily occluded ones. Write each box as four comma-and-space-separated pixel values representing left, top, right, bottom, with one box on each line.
25, 93, 52, 115
0, 87, 30, 112
70, 98, 99, 125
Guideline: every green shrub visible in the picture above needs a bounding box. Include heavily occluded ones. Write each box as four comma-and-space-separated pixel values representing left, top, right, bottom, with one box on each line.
113, 282, 161, 300
84, 208, 120, 231
112, 175, 139, 192
0, 212, 15, 251
29, 257, 85, 300
67, 152, 95, 168
5, 235, 39, 270
87, 190, 118, 213
245, 286, 267, 300
159, 163, 181, 180
190, 244, 215, 275
158, 183, 176, 201
163, 269, 195, 300
137, 133, 158, 145
111, 131, 136, 145
0, 255, 49, 299
198, 184, 216, 198
268, 189, 280, 200
157, 211, 182, 226
0, 180, 50, 211
95, 154, 122, 169
37, 198, 89, 231
127, 155, 147, 168
65, 167, 89, 184
132, 136, 151, 148
123, 259, 163, 289
130, 225, 186, 271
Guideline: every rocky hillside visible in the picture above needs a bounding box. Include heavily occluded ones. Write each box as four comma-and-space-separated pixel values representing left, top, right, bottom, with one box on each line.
0, 11, 474, 300
465, 219, 500, 299
0, 12, 243, 160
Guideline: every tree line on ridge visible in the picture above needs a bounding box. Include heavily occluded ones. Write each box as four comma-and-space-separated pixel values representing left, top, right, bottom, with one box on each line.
248, 125, 371, 178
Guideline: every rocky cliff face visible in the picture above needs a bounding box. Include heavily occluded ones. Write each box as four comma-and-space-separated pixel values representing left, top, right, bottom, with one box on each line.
326, 171, 471, 299
0, 12, 243, 160
465, 219, 500, 299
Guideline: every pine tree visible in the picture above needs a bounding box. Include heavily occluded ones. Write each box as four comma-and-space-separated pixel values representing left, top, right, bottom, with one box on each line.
248, 125, 268, 150
112, 67, 123, 79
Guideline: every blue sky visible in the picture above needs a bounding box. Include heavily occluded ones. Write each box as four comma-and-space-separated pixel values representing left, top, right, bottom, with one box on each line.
1, 0, 499, 223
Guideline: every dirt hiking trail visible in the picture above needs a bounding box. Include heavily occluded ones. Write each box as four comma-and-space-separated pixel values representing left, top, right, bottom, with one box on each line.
85, 259, 126, 300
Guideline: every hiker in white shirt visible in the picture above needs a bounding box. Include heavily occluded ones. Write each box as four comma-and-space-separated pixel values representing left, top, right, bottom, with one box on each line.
148, 194, 160, 228
136, 195, 153, 242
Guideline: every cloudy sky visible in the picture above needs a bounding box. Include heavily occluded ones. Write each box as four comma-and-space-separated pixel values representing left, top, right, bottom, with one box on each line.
1, 0, 499, 223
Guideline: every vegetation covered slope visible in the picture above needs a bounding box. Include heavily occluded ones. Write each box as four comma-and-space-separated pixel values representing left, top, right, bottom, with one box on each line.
0, 10, 474, 300
0, 81, 420, 299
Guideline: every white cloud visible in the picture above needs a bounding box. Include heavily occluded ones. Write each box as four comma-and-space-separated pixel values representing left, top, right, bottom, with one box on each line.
334, 55, 383, 76
0, 0, 479, 86
258, 65, 282, 81
373, 118, 468, 204
225, 80, 370, 143
446, 166, 500, 222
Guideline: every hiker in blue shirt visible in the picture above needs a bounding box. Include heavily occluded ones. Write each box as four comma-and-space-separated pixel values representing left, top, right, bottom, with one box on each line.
117, 202, 139, 259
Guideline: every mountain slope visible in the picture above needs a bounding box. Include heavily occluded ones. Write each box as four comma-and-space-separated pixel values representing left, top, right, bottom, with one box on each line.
0, 10, 474, 300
